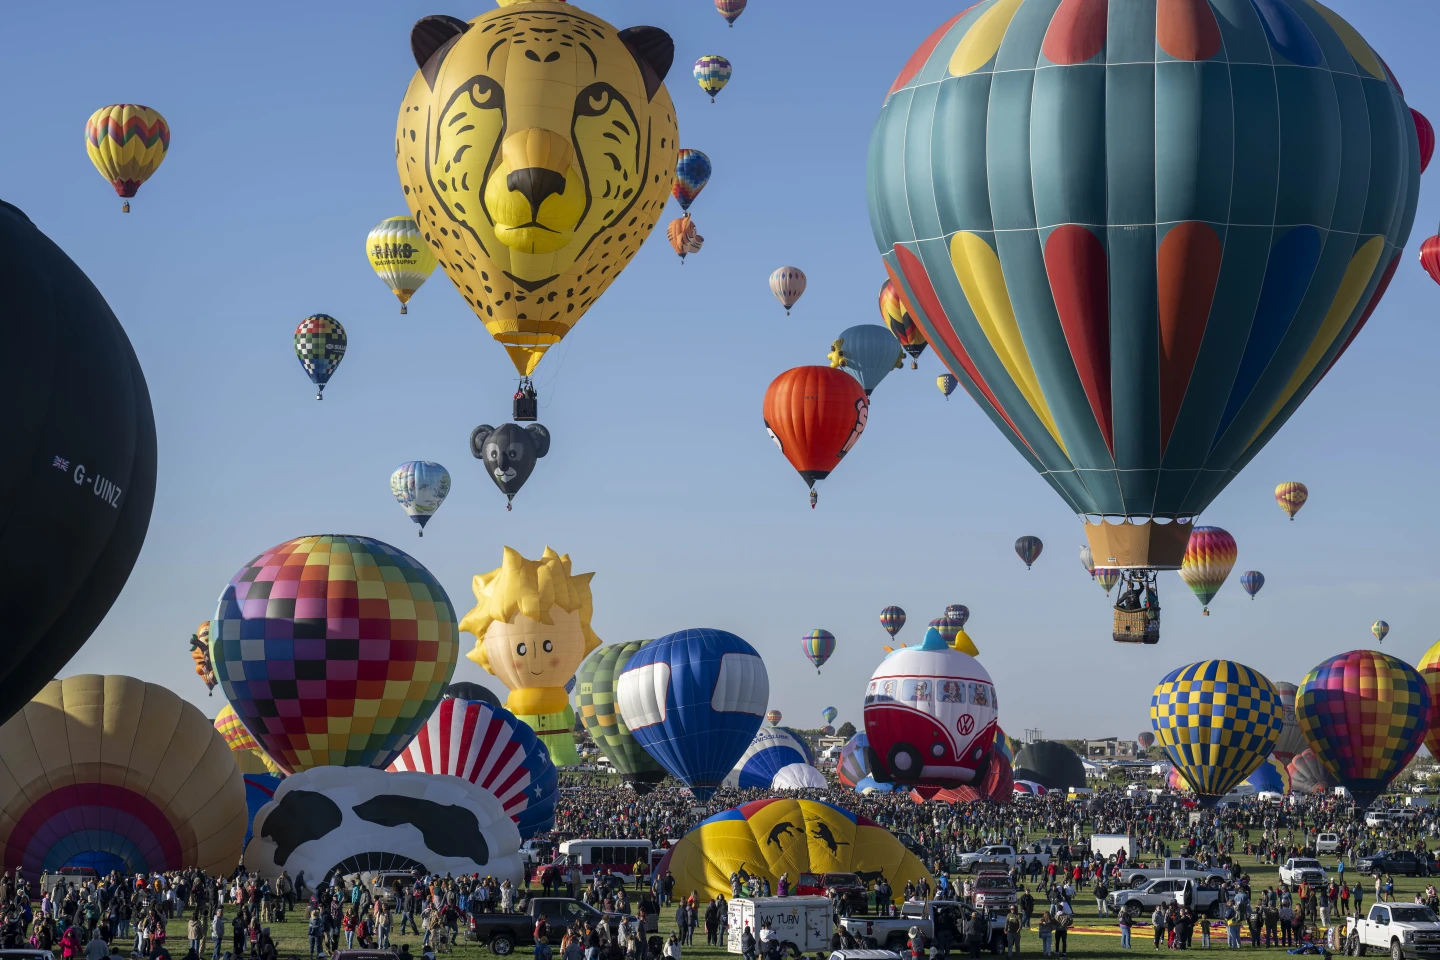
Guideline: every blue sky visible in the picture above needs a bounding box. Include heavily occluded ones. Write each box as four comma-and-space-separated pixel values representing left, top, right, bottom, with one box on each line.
7, 0, 1440, 742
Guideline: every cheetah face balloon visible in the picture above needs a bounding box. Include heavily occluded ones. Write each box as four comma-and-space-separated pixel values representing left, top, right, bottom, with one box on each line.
471, 422, 550, 503
398, 1, 679, 377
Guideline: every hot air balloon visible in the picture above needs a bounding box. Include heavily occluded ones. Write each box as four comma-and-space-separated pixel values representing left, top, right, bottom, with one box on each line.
673, 149, 712, 212
85, 105, 169, 212
388, 696, 559, 839
864, 627, 998, 799
868, 4, 1421, 626
927, 616, 962, 648
1165, 765, 1188, 794
694, 55, 732, 102
1419, 641, 1440, 763
1095, 569, 1121, 596
576, 641, 667, 794
667, 215, 704, 263
1269, 681, 1308, 768
1423, 234, 1440, 286
716, 0, 745, 27
878, 279, 929, 369
1179, 526, 1237, 615
396, 8, 678, 410
770, 267, 807, 314
1136, 731, 1155, 750
945, 605, 970, 628
1240, 570, 1265, 599
0, 675, 246, 877
1296, 650, 1429, 809
1274, 482, 1309, 520
801, 629, 836, 673
294, 314, 347, 400
189, 620, 216, 695
2, 203, 157, 730
822, 707, 839, 725
765, 710, 782, 727
829, 325, 905, 396
390, 461, 451, 536
615, 628, 769, 801
920, 740, 1014, 806
1012, 741, 1087, 792
212, 535, 459, 774
1150, 660, 1283, 805
655, 798, 932, 903
1014, 536, 1043, 570
1246, 754, 1291, 796
1286, 748, 1335, 796
937, 374, 958, 399
763, 366, 869, 508
1079, 544, 1095, 577
723, 727, 815, 790
366, 217, 438, 314
1415, 109, 1435, 173
1372, 620, 1390, 644
880, 606, 907, 639
993, 724, 1014, 765
837, 733, 872, 788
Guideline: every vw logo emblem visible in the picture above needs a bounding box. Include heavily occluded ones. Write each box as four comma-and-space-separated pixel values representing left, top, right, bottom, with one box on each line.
957, 714, 975, 736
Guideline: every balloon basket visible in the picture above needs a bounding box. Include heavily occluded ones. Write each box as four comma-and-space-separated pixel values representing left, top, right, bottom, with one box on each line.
1112, 607, 1159, 644
513, 378, 538, 422
121, 201, 130, 213
400, 303, 408, 315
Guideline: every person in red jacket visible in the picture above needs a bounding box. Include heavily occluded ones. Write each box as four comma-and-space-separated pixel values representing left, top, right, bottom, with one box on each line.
59, 925, 81, 960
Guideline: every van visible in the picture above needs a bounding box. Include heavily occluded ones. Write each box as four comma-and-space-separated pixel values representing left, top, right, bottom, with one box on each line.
1364, 810, 1393, 827
557, 839, 654, 880
1315, 833, 1340, 854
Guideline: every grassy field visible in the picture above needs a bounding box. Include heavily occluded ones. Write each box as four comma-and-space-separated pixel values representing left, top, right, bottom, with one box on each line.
156, 846, 1423, 960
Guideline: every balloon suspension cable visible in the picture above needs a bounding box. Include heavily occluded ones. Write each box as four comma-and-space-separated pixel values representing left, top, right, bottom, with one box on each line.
121, 201, 130, 213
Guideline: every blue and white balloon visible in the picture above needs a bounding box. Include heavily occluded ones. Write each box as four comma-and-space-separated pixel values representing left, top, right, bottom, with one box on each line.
390, 461, 451, 536
615, 628, 769, 801
724, 726, 814, 790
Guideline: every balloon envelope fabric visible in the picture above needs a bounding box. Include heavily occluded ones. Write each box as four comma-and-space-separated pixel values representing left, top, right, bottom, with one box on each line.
615, 628, 769, 801
837, 732, 871, 788
1295, 649, 1429, 809
387, 696, 557, 839
723, 727, 815, 790
1150, 660, 1283, 802
867, 0, 1420, 522
212, 534, 458, 774
1417, 640, 1440, 761
654, 797, 932, 904
577, 641, 667, 792
1245, 754, 1291, 795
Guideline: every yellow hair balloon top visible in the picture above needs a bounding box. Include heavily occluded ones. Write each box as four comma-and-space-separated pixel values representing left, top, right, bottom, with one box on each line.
85, 104, 169, 213
397, 3, 678, 376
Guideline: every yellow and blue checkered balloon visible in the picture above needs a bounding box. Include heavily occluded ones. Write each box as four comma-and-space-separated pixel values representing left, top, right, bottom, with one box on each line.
1151, 660, 1283, 803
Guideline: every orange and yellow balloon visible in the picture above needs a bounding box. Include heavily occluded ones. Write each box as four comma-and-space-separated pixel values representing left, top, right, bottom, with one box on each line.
85, 105, 170, 212
1274, 482, 1308, 521
1179, 526, 1237, 615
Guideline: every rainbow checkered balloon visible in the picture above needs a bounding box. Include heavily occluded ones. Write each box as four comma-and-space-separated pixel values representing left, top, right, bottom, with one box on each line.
212, 535, 458, 774
1296, 650, 1429, 809
1150, 660, 1283, 803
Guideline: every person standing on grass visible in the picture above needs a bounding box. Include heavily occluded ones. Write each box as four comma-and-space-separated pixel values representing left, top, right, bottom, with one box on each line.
1152, 905, 1166, 949
1118, 902, 1132, 949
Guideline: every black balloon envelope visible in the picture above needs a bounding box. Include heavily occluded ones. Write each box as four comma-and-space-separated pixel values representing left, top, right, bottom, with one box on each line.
0, 201, 157, 724
471, 422, 550, 509
1013, 740, 1088, 791
444, 681, 503, 708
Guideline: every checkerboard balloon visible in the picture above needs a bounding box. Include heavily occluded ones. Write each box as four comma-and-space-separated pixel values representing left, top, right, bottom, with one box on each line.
1150, 660, 1283, 800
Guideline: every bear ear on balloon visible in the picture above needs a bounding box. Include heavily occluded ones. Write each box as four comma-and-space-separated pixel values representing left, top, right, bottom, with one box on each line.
471, 423, 550, 505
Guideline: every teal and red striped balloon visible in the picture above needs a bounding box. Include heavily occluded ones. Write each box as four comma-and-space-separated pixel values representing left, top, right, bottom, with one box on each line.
1296, 650, 1429, 809
868, 0, 1420, 530
801, 628, 836, 673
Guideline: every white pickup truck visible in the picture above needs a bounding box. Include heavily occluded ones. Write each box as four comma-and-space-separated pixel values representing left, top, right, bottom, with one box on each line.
1344, 903, 1440, 959
839, 900, 1004, 953
954, 844, 1050, 874
1107, 878, 1224, 918
1278, 858, 1328, 887
1116, 856, 1228, 889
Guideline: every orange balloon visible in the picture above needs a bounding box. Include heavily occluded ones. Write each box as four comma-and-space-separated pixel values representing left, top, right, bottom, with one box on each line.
666, 215, 703, 262
763, 366, 869, 505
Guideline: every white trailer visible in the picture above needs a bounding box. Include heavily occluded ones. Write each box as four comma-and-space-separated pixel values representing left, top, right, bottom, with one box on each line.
727, 896, 833, 954
1090, 834, 1136, 860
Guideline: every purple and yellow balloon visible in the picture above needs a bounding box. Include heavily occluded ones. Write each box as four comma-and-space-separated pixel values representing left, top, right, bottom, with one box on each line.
694, 56, 731, 103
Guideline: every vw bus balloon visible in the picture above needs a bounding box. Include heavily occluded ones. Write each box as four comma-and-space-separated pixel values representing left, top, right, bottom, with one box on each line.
863, 626, 997, 798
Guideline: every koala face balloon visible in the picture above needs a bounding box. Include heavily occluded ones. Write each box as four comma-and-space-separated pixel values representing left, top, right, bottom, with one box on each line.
471, 423, 551, 506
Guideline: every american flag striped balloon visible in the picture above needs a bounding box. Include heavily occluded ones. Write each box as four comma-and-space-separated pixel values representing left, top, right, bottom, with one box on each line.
389, 697, 558, 838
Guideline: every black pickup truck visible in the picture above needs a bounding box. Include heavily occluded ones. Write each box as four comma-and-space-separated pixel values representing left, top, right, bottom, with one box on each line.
469, 898, 637, 955
1357, 851, 1431, 877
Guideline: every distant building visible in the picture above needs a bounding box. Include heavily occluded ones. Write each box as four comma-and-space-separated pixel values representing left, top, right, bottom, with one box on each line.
1084, 738, 1137, 759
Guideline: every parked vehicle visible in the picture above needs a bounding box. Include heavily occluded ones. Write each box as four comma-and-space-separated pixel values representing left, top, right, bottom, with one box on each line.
827, 952, 901, 960
1279, 858, 1328, 886
1317, 834, 1342, 855
839, 900, 1003, 953
1107, 879, 1224, 917
794, 873, 868, 914
726, 897, 832, 955
1357, 851, 1430, 877
970, 872, 1016, 914
468, 898, 634, 954
1367, 811, 1398, 828
1344, 903, 1440, 958
1090, 834, 1137, 860
1116, 857, 1228, 889
954, 844, 1050, 874
555, 839, 654, 881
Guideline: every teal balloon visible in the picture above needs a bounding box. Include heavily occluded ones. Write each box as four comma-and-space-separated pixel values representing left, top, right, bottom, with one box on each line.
866, 2, 1420, 521
821, 706, 838, 725
831, 324, 903, 396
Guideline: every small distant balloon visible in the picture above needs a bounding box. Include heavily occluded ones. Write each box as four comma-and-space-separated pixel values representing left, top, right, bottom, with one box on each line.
1179, 526, 1237, 615
1095, 569, 1120, 596
716, 0, 745, 26
1015, 536, 1043, 570
1415, 109, 1435, 174
1240, 570, 1265, 599
1274, 482, 1308, 521
765, 710, 782, 727
877, 278, 928, 369
667, 215, 703, 263
829, 324, 904, 396
672, 150, 712, 212
85, 105, 169, 212
294, 314, 347, 400
390, 461, 451, 536
1373, 621, 1390, 645
821, 706, 838, 725
801, 629, 836, 673
1079, 545, 1095, 577
880, 606, 906, 639
366, 217, 437, 314
944, 605, 969, 629
694, 56, 732, 102
937, 374, 957, 399
770, 267, 806, 314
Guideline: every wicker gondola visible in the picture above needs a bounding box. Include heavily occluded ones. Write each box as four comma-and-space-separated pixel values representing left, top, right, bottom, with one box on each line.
1113, 607, 1160, 644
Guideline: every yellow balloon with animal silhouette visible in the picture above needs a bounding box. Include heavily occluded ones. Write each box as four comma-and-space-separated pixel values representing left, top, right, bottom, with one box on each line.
654, 797, 933, 904
395, 0, 680, 377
